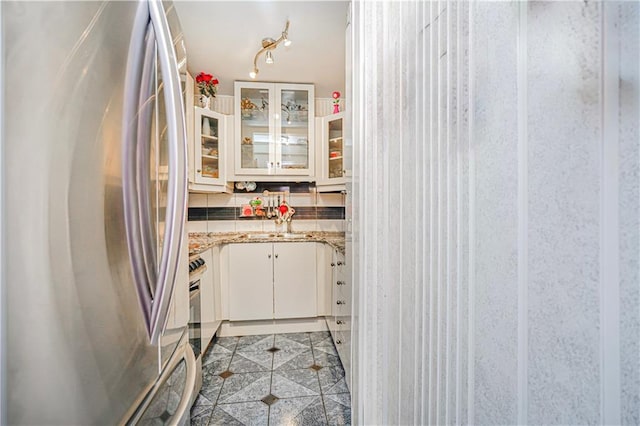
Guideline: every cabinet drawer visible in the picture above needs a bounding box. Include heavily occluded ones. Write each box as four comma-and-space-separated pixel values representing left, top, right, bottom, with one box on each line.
333, 282, 350, 316
337, 333, 351, 391
326, 315, 338, 341
333, 329, 351, 381
334, 315, 350, 333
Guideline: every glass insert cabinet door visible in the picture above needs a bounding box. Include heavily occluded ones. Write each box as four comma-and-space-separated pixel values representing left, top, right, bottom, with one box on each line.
277, 86, 310, 172
327, 115, 344, 179
234, 81, 314, 176
194, 107, 225, 185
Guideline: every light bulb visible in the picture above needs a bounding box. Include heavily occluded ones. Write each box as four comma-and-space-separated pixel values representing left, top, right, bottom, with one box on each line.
284, 38, 292, 47
265, 51, 274, 64
249, 70, 257, 79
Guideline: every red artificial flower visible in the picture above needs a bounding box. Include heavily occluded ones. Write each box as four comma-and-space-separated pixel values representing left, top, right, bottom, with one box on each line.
332, 91, 341, 99
196, 72, 214, 83
195, 72, 219, 98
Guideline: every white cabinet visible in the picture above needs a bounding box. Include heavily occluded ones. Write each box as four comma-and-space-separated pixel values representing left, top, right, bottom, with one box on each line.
189, 107, 232, 193
228, 242, 317, 321
233, 82, 315, 179
326, 247, 351, 390
316, 112, 349, 191
198, 247, 221, 352
273, 243, 317, 319
228, 243, 274, 321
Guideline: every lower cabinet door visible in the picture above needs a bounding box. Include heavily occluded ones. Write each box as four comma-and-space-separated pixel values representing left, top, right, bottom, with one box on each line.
228, 243, 274, 321
336, 330, 351, 391
273, 242, 317, 319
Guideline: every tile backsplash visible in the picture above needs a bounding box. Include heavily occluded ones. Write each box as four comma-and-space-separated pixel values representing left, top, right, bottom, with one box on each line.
187, 183, 345, 233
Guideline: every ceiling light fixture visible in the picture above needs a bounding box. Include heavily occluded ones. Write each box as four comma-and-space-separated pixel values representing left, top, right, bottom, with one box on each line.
249, 20, 291, 79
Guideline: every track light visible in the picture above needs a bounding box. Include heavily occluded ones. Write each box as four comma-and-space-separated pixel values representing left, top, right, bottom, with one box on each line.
249, 21, 291, 79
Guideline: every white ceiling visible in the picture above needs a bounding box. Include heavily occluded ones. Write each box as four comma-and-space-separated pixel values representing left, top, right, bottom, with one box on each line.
174, 1, 349, 98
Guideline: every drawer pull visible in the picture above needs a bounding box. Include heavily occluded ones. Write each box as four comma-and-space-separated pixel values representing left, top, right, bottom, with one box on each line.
336, 320, 345, 325
336, 280, 345, 286
268, 254, 271, 258
336, 300, 345, 305
330, 262, 335, 267
337, 261, 343, 266
336, 340, 342, 344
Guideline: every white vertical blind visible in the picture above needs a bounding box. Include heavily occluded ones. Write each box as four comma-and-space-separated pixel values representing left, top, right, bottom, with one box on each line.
351, 1, 639, 424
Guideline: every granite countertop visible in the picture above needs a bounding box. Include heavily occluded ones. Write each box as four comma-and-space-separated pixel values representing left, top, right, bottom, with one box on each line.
189, 231, 346, 256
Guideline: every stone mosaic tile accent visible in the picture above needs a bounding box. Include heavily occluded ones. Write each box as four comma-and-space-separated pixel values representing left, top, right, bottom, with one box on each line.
272, 369, 320, 398
217, 372, 272, 404
317, 365, 349, 395
323, 393, 351, 425
236, 334, 275, 353
269, 396, 325, 426
273, 349, 316, 371
229, 351, 273, 373
312, 349, 341, 369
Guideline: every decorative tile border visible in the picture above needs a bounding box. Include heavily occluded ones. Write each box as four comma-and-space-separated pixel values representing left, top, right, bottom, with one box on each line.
188, 206, 345, 221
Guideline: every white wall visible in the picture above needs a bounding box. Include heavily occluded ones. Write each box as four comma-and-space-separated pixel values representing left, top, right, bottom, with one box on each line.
351, 1, 639, 424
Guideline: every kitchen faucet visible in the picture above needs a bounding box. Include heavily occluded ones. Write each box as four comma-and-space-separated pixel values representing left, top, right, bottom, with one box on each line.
262, 190, 295, 233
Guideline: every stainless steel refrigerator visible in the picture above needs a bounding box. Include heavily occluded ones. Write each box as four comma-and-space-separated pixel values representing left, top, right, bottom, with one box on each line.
2, 0, 194, 423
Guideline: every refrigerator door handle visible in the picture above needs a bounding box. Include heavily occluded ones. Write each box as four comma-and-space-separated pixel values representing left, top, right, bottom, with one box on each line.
136, 22, 159, 297
147, 0, 188, 345
123, 0, 154, 327
123, 339, 197, 425
122, 0, 187, 345
171, 344, 197, 426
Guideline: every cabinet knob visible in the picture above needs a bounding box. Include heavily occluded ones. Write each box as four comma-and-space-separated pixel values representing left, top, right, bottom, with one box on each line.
336, 281, 345, 286
330, 262, 335, 267
197, 169, 201, 173
337, 261, 343, 266
336, 340, 342, 345
275, 254, 279, 259
336, 320, 345, 325
268, 254, 272, 259
276, 162, 280, 168
336, 300, 345, 305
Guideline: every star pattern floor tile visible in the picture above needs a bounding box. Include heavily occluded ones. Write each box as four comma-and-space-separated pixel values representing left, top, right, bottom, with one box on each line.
190, 331, 351, 425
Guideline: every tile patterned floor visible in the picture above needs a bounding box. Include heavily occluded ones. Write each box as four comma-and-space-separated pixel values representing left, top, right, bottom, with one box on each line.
190, 331, 351, 426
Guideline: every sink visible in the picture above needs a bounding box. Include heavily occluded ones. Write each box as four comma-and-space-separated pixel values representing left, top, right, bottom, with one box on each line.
237, 233, 313, 240
241, 233, 276, 239
278, 233, 314, 239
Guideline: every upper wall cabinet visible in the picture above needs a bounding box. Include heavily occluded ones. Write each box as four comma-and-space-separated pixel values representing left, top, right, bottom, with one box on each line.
233, 82, 315, 180
188, 107, 233, 193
